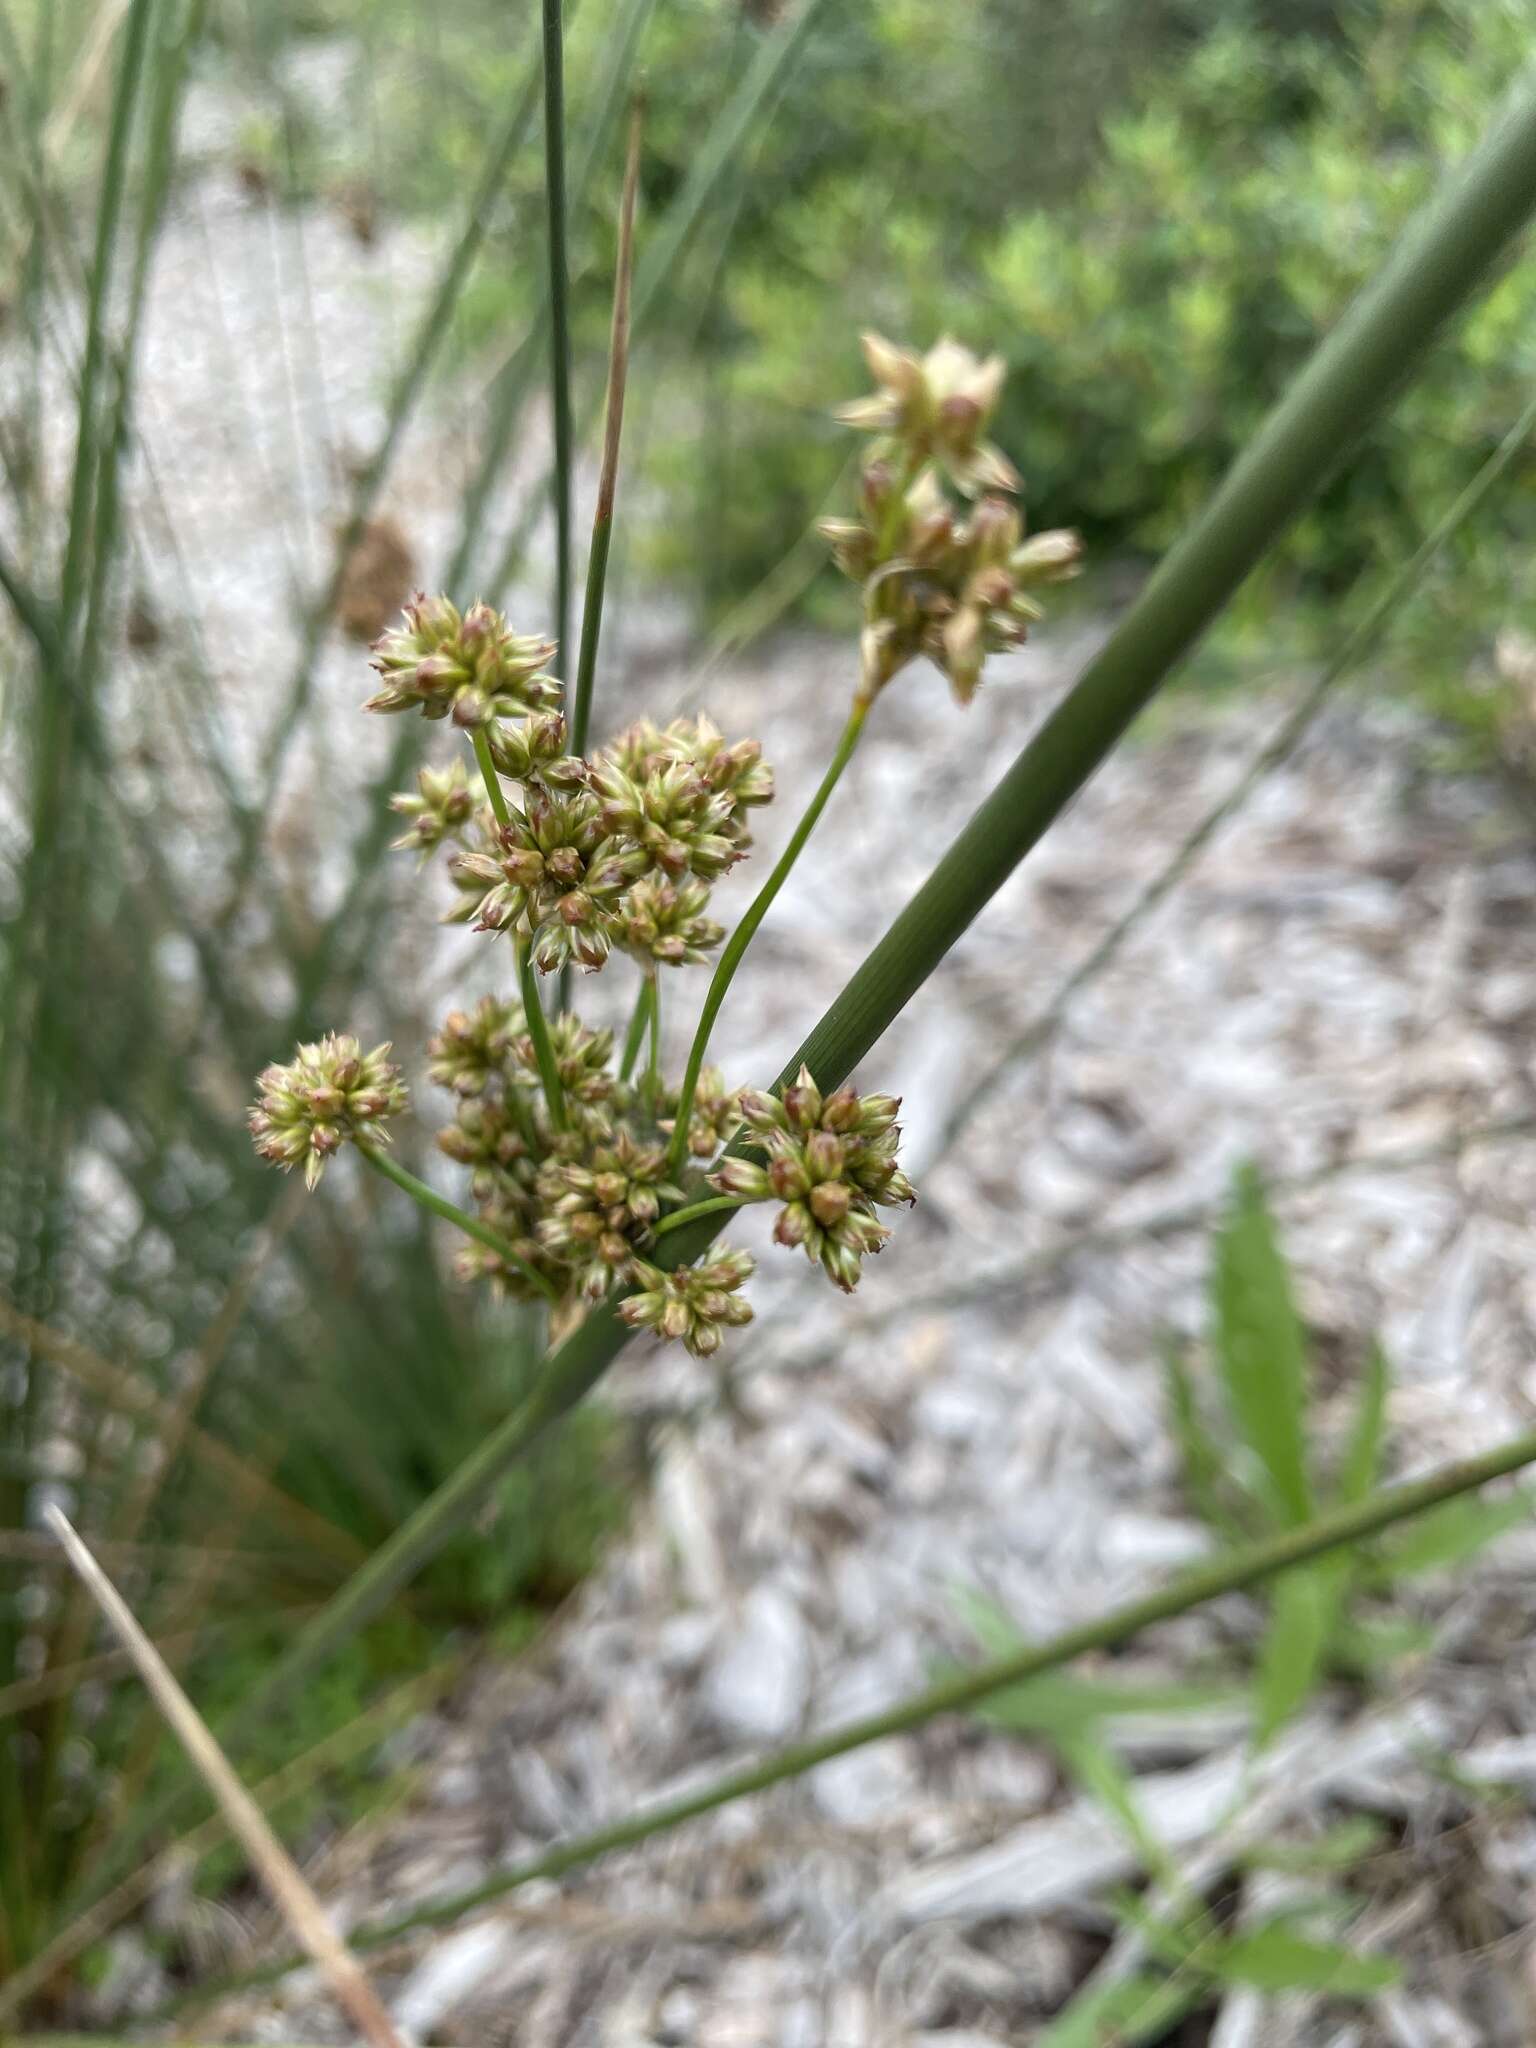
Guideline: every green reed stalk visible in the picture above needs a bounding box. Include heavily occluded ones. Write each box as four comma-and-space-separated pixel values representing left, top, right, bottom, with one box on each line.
542, 0, 573, 668
73, 57, 1536, 1920
160, 1425, 1536, 2005
571, 98, 642, 757
666, 699, 868, 1178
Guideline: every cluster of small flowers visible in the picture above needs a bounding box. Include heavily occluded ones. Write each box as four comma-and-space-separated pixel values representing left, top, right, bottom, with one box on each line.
248, 1034, 408, 1189
819, 334, 1083, 704
375, 612, 774, 978
712, 1065, 915, 1292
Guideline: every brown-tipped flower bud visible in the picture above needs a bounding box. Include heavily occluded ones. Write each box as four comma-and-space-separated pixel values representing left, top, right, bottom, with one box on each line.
619, 1244, 756, 1358
389, 759, 476, 857
738, 1066, 915, 1293
248, 1033, 407, 1189
366, 593, 561, 726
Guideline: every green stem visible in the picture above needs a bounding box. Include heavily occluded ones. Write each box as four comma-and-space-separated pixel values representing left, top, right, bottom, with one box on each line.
518, 941, 567, 1131
571, 97, 641, 758
158, 1426, 1536, 2002
618, 974, 653, 1083
471, 727, 510, 828
667, 699, 869, 1177
541, 0, 573, 669
356, 1144, 556, 1305
652, 1193, 755, 1239
643, 970, 661, 1122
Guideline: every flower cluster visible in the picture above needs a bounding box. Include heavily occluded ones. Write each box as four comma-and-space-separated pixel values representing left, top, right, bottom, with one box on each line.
822, 333, 1083, 704
713, 1066, 916, 1292
619, 1246, 755, 1358
405, 679, 773, 979
251, 330, 1056, 1357
248, 1034, 407, 1189
365, 595, 561, 727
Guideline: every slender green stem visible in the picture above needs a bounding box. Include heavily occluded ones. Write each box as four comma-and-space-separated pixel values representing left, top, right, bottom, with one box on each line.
470, 727, 510, 827
157, 1425, 1536, 2004
571, 98, 642, 757
643, 970, 662, 1121
652, 1193, 755, 1239
58, 0, 155, 635
667, 700, 869, 1177
619, 973, 653, 1083
518, 942, 567, 1130
541, 0, 573, 669
356, 1144, 557, 1305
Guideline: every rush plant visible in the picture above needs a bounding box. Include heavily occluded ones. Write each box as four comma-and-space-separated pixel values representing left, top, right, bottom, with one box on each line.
247, 333, 1082, 1351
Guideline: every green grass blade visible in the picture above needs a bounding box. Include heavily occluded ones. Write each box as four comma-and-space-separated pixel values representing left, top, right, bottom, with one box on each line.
57, 0, 157, 634
1209, 1924, 1397, 1996
1252, 1563, 1336, 1745
1212, 1165, 1312, 1527
1339, 1338, 1390, 1505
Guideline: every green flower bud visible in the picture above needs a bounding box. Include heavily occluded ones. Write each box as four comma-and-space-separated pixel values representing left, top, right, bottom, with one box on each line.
249, 1033, 407, 1189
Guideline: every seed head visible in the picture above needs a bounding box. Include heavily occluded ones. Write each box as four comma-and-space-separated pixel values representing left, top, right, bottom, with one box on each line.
248, 1033, 407, 1189
366, 594, 561, 727
426, 996, 525, 1098
661, 1065, 743, 1160
620, 876, 725, 969
837, 333, 1016, 497
389, 759, 477, 857
722, 1065, 914, 1292
619, 1245, 756, 1357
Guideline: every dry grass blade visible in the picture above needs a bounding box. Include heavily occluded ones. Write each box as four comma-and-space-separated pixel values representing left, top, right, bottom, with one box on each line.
42, 1507, 407, 2048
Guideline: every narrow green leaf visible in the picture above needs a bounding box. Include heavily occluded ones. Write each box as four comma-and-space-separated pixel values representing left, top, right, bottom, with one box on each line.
1338, 1339, 1390, 1505
1239, 1815, 1388, 1875
1332, 1614, 1435, 1673
1213, 1164, 1313, 1525
1036, 1972, 1207, 2047
1253, 1565, 1337, 1745
1162, 1340, 1247, 1538
1373, 1487, 1533, 1580
1210, 1923, 1398, 1996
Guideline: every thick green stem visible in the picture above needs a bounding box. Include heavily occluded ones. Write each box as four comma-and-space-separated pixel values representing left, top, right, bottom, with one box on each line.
356, 1144, 556, 1305
161, 1426, 1536, 2003
517, 943, 567, 1131
667, 699, 869, 1178
541, 0, 573, 668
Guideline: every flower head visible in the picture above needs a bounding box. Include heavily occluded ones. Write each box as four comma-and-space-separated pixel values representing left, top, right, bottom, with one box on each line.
619, 1245, 756, 1357
389, 759, 477, 857
366, 595, 560, 727
620, 876, 725, 969
837, 333, 1016, 496
660, 1065, 742, 1160
426, 996, 524, 1098
715, 1066, 915, 1292
538, 1128, 682, 1302
248, 1034, 407, 1189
